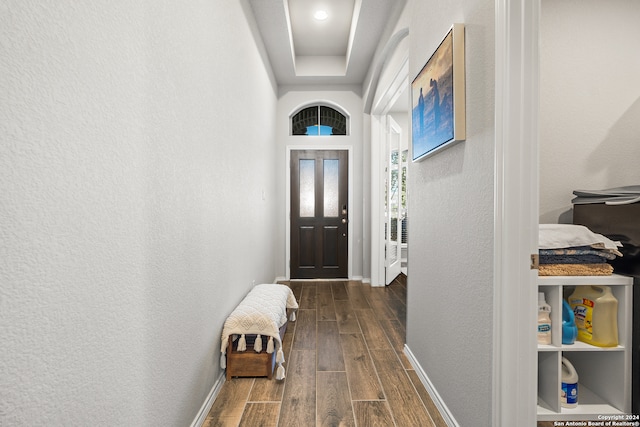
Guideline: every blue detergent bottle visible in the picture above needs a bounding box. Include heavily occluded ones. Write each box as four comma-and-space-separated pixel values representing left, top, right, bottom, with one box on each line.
562, 299, 578, 345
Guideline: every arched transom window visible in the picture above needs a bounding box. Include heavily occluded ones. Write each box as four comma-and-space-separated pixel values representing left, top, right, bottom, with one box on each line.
291, 105, 348, 136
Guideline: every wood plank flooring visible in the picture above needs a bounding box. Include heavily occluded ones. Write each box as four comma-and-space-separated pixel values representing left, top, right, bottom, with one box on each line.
204, 276, 448, 427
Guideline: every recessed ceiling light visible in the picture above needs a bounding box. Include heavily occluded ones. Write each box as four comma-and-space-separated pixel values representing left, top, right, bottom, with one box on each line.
314, 10, 328, 21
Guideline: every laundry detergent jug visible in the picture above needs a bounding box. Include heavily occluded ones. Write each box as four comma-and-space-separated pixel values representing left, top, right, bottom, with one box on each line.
568, 285, 618, 347
561, 357, 579, 408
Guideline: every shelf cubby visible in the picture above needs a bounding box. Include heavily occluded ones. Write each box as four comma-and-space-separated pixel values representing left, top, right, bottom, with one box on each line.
536, 274, 633, 421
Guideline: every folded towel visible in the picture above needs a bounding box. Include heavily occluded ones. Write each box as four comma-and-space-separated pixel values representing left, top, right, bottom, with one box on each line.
539, 254, 607, 264
538, 263, 613, 276
539, 246, 618, 260
539, 224, 622, 251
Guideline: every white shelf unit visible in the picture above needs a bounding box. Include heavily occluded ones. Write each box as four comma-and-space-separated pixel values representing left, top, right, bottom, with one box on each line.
537, 274, 633, 421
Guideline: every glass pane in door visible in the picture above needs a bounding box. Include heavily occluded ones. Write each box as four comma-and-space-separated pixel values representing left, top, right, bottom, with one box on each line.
299, 159, 315, 217
323, 159, 339, 217
388, 148, 399, 264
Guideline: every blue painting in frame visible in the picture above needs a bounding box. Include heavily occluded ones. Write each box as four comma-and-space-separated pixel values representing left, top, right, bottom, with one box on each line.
411, 24, 466, 162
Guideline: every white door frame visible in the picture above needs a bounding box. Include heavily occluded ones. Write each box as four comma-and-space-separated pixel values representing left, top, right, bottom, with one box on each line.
285, 145, 354, 280
493, 0, 540, 425
370, 115, 385, 287
370, 58, 409, 287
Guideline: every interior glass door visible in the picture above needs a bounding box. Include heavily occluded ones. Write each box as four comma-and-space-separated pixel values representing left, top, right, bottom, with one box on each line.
385, 117, 402, 284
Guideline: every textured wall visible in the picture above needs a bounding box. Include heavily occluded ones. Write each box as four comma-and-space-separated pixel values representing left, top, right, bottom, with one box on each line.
539, 0, 640, 223
405, 0, 495, 426
0, 1, 277, 425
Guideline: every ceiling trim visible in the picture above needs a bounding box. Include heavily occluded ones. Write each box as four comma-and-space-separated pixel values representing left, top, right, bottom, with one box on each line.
345, 0, 363, 73
246, 0, 403, 86
283, 0, 297, 64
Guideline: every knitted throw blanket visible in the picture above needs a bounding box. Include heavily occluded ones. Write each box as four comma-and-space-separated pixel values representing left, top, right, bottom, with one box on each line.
220, 284, 298, 380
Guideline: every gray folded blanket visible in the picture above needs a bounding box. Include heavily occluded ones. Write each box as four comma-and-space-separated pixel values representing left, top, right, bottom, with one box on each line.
539, 246, 617, 260
539, 254, 607, 265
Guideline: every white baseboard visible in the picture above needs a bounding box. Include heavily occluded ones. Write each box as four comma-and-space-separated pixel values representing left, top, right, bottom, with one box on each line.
404, 344, 459, 427
190, 372, 226, 427
275, 276, 371, 283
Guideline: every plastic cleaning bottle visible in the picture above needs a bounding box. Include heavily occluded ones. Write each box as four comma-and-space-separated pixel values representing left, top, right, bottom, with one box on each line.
562, 299, 578, 345
568, 285, 618, 347
538, 292, 552, 345
561, 357, 579, 408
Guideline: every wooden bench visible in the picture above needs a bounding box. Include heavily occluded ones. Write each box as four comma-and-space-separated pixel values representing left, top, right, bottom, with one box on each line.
225, 315, 289, 380
220, 284, 298, 381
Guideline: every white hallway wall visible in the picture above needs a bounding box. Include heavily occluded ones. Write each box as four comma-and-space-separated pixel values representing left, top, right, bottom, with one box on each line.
275, 89, 365, 280
0, 1, 278, 425
403, 0, 496, 426
539, 0, 640, 223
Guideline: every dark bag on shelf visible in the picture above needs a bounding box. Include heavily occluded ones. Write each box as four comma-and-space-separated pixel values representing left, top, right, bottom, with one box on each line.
573, 202, 640, 277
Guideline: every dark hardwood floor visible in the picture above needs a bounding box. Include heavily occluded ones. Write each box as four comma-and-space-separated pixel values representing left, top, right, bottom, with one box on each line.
204, 276, 448, 427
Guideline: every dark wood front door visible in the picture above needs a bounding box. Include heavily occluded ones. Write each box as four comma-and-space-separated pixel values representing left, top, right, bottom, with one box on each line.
291, 150, 348, 279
